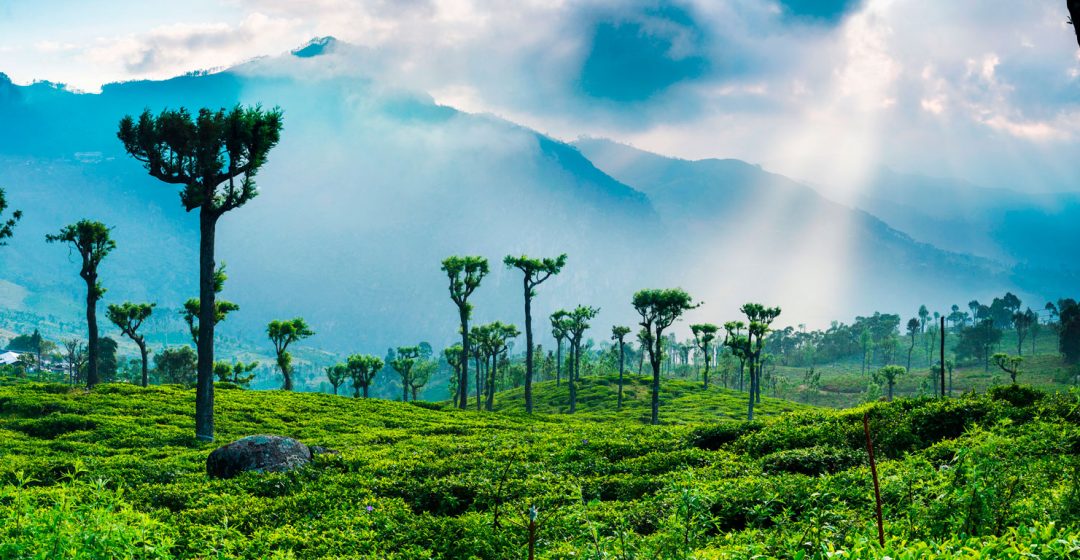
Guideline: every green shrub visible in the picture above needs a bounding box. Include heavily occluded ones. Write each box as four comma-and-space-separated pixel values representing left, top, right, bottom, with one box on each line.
10, 413, 96, 439
760, 445, 864, 476
988, 384, 1045, 407
688, 420, 763, 450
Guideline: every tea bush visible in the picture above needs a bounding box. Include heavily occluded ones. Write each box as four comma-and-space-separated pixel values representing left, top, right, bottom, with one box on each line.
1, 380, 1078, 558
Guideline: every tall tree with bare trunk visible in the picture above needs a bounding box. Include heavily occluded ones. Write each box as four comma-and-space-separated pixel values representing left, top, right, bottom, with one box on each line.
119, 105, 282, 441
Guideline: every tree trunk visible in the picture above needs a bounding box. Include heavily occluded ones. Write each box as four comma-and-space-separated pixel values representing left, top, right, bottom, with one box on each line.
195, 211, 217, 441
475, 355, 482, 412
617, 341, 625, 410
85, 279, 99, 388
555, 339, 562, 388
650, 336, 662, 425
523, 279, 535, 413
888, 380, 894, 401
281, 357, 293, 391
747, 358, 756, 421
402, 374, 409, 402
486, 353, 496, 411
459, 309, 470, 409
138, 340, 149, 388
940, 316, 946, 397
362, 384, 369, 398
412, 386, 418, 401
568, 343, 577, 414
702, 345, 710, 390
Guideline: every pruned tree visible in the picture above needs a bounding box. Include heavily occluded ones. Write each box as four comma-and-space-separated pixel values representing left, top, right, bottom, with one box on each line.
441, 256, 488, 409
504, 253, 567, 414
741, 303, 781, 421
486, 323, 519, 410
636, 328, 648, 375
347, 354, 383, 398
992, 352, 1023, 384
326, 363, 349, 395
267, 318, 314, 391
214, 360, 257, 387
875, 365, 906, 401
611, 326, 631, 409
0, 188, 22, 246
565, 306, 599, 414
119, 104, 283, 442
62, 339, 87, 386
444, 344, 463, 400
392, 345, 421, 402
918, 305, 929, 333
46, 220, 115, 389
723, 321, 749, 392
633, 288, 699, 425
905, 317, 919, 374
550, 310, 570, 388
107, 302, 156, 387
690, 323, 718, 390
1013, 309, 1034, 356
410, 358, 437, 401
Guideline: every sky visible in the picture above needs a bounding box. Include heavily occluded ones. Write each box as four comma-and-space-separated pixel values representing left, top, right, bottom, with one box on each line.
1, 0, 1079, 194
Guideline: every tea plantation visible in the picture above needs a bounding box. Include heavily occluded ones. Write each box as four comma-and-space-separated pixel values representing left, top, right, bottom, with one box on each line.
2, 379, 1080, 559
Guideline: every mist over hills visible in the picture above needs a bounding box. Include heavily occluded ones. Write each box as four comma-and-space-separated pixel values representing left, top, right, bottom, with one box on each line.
852, 168, 1080, 279
0, 38, 1071, 357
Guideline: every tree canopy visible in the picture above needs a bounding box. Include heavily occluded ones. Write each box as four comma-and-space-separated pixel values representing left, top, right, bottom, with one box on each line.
0, 188, 21, 246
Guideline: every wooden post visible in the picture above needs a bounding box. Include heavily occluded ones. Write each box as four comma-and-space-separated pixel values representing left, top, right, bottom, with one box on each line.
864, 412, 885, 548
527, 505, 537, 560
940, 316, 946, 398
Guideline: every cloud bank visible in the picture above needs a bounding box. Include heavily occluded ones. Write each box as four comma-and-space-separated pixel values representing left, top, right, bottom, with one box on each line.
1, 0, 1078, 192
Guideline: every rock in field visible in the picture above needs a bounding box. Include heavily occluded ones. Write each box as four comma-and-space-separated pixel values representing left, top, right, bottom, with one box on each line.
206, 434, 312, 479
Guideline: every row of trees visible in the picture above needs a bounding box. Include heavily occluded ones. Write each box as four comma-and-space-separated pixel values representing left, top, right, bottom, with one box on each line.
6, 101, 1080, 438
0, 106, 287, 441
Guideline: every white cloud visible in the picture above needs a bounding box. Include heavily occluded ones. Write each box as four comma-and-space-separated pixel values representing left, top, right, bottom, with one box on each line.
83, 13, 308, 80
2, 0, 1078, 190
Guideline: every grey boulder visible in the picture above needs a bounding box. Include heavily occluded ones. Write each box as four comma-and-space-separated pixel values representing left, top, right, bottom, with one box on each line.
206, 434, 312, 479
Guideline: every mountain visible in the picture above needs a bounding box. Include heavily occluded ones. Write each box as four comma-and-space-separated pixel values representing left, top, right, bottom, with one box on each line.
846, 168, 1080, 293
574, 138, 1030, 320
0, 56, 666, 356
0, 39, 1067, 364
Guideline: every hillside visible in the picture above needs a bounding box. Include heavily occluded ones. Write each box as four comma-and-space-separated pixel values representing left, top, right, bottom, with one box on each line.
574, 138, 1028, 321
0, 64, 666, 357
2, 38, 1073, 372
491, 374, 811, 423
2, 381, 1078, 558
853, 168, 1080, 269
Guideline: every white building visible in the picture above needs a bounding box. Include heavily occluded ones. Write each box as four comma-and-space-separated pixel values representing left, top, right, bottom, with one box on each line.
0, 351, 21, 365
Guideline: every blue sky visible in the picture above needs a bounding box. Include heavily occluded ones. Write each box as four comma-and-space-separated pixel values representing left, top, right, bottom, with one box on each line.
1, 0, 1078, 194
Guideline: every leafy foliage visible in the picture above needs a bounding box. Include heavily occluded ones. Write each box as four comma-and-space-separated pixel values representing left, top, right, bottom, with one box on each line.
0, 381, 1077, 558
0, 187, 22, 246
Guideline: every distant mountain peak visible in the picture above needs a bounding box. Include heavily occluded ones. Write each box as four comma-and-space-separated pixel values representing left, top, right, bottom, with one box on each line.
291, 36, 339, 58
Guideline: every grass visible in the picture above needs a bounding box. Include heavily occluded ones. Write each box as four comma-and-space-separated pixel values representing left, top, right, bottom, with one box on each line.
2, 379, 1080, 558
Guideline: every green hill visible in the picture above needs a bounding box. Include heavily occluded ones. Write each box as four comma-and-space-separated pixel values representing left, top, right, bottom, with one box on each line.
491, 373, 811, 423
2, 381, 1079, 558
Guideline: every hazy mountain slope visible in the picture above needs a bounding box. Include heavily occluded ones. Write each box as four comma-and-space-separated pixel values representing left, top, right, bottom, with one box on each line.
853, 168, 1080, 270
0, 54, 666, 355
0, 38, 1068, 363
574, 138, 1024, 322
